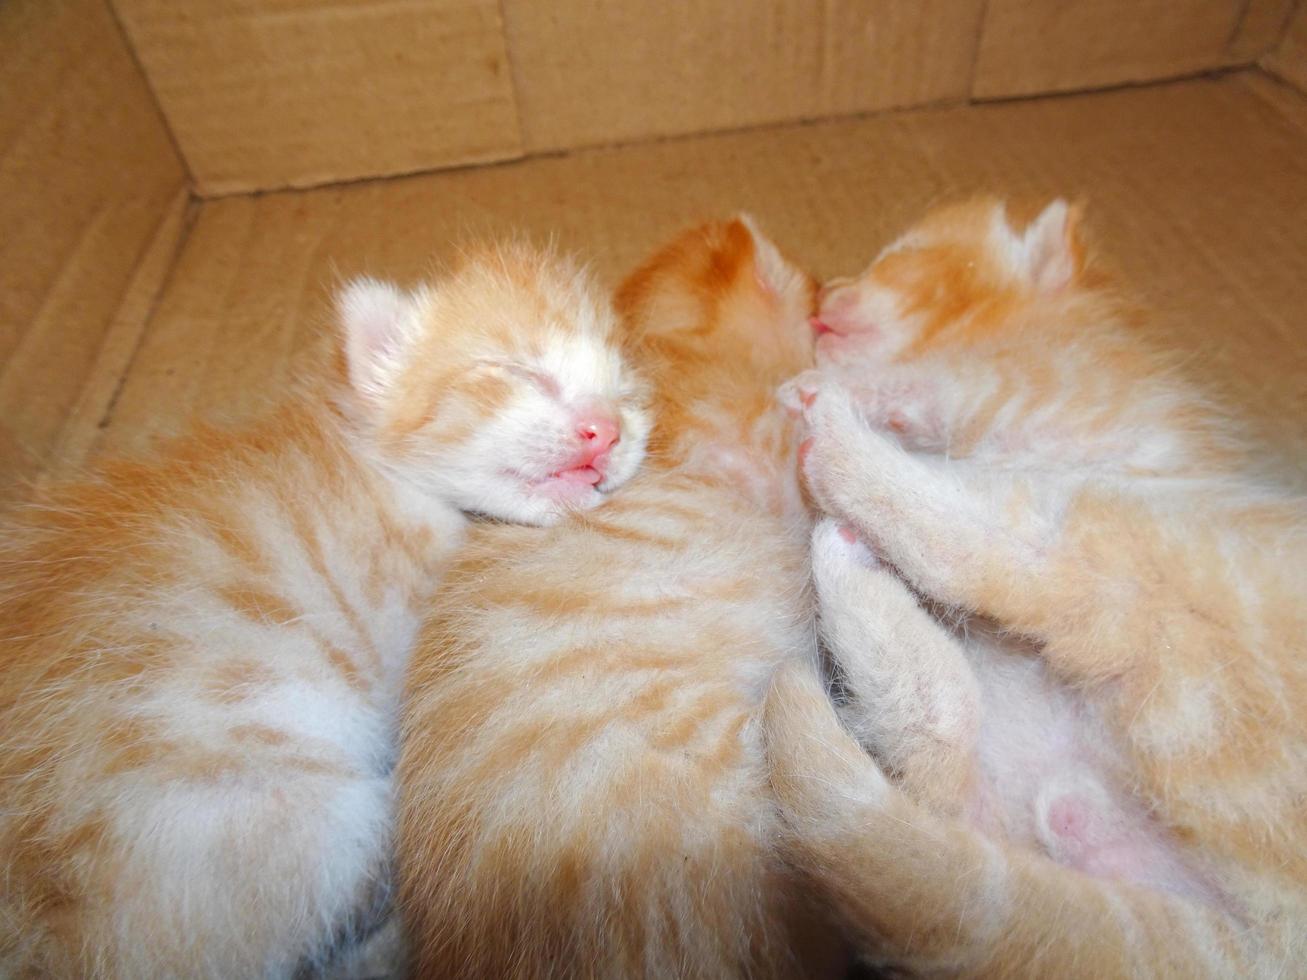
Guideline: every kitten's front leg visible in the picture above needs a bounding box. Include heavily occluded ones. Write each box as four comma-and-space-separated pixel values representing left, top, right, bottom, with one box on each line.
811, 519, 981, 817
782, 368, 949, 454
799, 381, 1059, 618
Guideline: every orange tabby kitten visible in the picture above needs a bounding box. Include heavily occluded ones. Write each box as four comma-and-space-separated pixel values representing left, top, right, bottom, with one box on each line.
395, 218, 841, 978
766, 198, 1307, 975
0, 242, 650, 979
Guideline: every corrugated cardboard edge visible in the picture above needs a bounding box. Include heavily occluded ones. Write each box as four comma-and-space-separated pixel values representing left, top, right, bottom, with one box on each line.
1264, 1, 1307, 92
37, 189, 194, 483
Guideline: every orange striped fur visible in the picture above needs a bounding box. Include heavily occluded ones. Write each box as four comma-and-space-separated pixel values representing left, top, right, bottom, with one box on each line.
0, 242, 650, 978
769, 199, 1307, 975
394, 218, 844, 978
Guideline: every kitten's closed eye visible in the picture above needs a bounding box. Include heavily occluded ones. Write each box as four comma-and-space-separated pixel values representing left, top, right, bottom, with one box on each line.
491, 361, 563, 399
336, 243, 652, 527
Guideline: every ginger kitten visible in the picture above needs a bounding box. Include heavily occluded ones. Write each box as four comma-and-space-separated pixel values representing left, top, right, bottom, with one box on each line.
0, 242, 650, 978
395, 218, 844, 978
767, 198, 1307, 976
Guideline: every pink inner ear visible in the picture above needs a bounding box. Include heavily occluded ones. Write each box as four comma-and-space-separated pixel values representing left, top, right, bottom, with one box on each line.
1025, 202, 1077, 292
338, 279, 409, 395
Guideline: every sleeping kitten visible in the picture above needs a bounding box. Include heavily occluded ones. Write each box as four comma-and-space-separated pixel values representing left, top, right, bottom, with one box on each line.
394, 218, 845, 978
0, 242, 650, 979
766, 198, 1307, 975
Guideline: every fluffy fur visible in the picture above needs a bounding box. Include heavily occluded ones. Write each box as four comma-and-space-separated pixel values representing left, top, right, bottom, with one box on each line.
394, 218, 847, 978
766, 198, 1307, 975
0, 242, 650, 978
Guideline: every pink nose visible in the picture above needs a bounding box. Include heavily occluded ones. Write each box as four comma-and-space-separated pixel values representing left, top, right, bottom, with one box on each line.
577, 415, 620, 458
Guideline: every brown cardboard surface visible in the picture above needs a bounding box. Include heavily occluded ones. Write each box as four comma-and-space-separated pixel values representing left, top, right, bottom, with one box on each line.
1228, 0, 1300, 62
95, 74, 1307, 483
1265, 2, 1307, 92
974, 0, 1250, 98
503, 0, 985, 152
38, 192, 194, 486
111, 0, 523, 195
0, 0, 188, 499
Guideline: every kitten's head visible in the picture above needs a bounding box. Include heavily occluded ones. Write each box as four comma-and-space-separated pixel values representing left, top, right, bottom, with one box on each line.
615, 215, 816, 419
811, 197, 1089, 369
334, 241, 651, 526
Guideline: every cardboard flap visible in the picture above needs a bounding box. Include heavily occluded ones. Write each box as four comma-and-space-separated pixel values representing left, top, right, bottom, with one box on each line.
503, 0, 985, 152
974, 0, 1250, 98
112, 0, 524, 194
0, 0, 186, 496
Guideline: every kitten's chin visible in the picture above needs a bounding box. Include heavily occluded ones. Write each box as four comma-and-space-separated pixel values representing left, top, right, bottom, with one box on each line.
467, 477, 600, 527
596, 424, 649, 494
526, 473, 609, 523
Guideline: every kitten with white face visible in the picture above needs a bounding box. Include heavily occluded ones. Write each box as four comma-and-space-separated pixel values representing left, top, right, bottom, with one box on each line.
338, 247, 648, 525
0, 241, 650, 979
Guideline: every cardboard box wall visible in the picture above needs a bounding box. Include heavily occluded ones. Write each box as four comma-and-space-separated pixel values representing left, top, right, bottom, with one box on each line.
111, 0, 1300, 195
2, 0, 1306, 504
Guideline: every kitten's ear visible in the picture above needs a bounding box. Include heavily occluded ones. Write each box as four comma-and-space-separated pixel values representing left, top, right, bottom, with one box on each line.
1019, 199, 1085, 293
737, 213, 808, 300
337, 277, 417, 400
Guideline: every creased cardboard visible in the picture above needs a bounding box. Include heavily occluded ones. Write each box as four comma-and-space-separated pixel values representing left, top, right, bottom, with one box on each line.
1265, 2, 1307, 92
111, 0, 524, 195
0, 0, 187, 499
1227, 0, 1299, 62
39, 192, 193, 486
973, 0, 1251, 98
502, 0, 986, 152
98, 76, 1307, 486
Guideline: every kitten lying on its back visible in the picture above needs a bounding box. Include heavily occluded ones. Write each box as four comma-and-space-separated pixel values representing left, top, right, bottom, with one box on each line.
767, 198, 1307, 976
395, 218, 845, 979
0, 242, 650, 979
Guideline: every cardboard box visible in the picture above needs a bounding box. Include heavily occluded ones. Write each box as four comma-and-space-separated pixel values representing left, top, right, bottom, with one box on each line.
2, 0, 1306, 503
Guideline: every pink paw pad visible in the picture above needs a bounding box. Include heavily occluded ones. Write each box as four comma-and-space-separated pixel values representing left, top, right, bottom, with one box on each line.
826, 522, 879, 567
777, 376, 819, 417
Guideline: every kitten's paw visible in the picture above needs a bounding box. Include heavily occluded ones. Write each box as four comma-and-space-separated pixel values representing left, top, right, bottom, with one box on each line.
777, 368, 824, 417
809, 512, 983, 814
800, 387, 908, 518
811, 517, 880, 571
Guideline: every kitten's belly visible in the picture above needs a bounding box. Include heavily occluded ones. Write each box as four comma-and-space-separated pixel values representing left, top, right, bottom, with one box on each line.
966, 632, 1215, 903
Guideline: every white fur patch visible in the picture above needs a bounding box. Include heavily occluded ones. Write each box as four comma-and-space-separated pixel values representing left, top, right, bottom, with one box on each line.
337, 278, 417, 401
